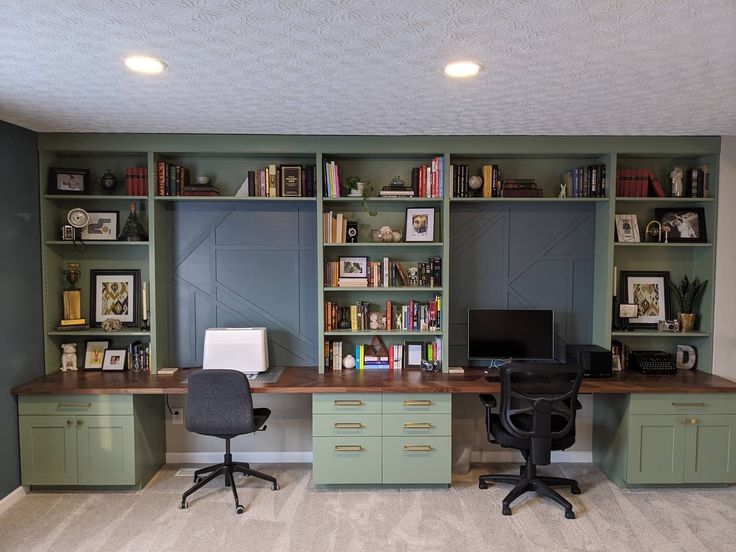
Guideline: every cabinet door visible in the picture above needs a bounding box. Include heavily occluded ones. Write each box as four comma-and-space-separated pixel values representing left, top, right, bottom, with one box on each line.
76, 416, 135, 485
627, 415, 686, 484
684, 415, 736, 484
19, 415, 77, 485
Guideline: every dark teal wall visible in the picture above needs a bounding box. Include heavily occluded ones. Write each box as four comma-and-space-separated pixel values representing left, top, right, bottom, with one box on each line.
0, 120, 41, 499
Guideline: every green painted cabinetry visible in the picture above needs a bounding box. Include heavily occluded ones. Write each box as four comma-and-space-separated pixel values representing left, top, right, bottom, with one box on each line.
594, 393, 736, 486
19, 395, 165, 488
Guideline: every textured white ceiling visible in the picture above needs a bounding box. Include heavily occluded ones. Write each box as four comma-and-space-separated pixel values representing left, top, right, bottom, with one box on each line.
1, 0, 735, 135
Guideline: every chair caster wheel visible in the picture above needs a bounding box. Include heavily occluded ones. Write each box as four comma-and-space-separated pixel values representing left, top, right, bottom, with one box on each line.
179, 501, 188, 510
565, 510, 576, 520
479, 481, 488, 490
502, 505, 512, 516
272, 483, 279, 491
235, 505, 245, 515
571, 485, 581, 495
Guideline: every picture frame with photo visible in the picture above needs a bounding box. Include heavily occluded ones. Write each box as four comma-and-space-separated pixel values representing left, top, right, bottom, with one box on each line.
338, 256, 368, 279
405, 208, 435, 242
90, 269, 141, 327
102, 349, 127, 371
404, 341, 425, 369
620, 270, 671, 328
614, 214, 640, 243
655, 208, 707, 243
49, 167, 89, 195
84, 339, 111, 370
80, 211, 118, 241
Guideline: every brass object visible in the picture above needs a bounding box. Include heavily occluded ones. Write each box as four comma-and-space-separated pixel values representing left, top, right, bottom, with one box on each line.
58, 402, 92, 408
687, 418, 699, 425
334, 445, 363, 452
403, 423, 433, 429
403, 445, 432, 452
644, 220, 662, 243
334, 423, 363, 429
403, 400, 432, 407
333, 400, 363, 406
61, 263, 84, 324
678, 312, 696, 332
101, 318, 123, 332
672, 402, 705, 408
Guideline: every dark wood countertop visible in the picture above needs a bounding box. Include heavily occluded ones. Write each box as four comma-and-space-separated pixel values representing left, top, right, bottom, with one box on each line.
11, 367, 736, 396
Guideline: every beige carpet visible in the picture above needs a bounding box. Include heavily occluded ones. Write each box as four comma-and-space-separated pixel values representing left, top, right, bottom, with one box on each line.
1, 463, 735, 552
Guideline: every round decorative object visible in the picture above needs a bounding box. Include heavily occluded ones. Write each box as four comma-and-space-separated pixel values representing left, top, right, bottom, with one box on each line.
337, 307, 351, 329
99, 169, 118, 194
101, 318, 123, 332
468, 175, 483, 190
342, 354, 356, 370
371, 226, 402, 242
197, 176, 211, 185
67, 208, 89, 229
390, 176, 406, 188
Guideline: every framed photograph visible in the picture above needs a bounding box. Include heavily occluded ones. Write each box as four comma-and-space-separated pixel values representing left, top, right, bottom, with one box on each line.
84, 340, 111, 370
655, 208, 707, 243
102, 349, 127, 371
618, 303, 639, 319
620, 271, 671, 328
49, 167, 89, 195
338, 256, 368, 279
404, 341, 425, 369
405, 208, 435, 242
614, 214, 640, 243
80, 211, 118, 241
90, 269, 141, 327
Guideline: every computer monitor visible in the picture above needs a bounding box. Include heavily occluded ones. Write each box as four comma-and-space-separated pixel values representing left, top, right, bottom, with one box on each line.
203, 328, 269, 373
467, 309, 554, 362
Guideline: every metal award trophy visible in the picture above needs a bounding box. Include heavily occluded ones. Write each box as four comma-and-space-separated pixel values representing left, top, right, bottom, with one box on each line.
58, 263, 87, 330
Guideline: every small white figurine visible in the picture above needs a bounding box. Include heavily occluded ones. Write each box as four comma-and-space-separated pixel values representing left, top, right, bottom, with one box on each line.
559, 182, 567, 198
60, 343, 78, 371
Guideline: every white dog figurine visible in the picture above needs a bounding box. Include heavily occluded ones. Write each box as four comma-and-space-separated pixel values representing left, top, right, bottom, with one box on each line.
60, 343, 78, 371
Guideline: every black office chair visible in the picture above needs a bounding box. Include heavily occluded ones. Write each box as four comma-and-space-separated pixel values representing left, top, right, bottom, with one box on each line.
478, 363, 584, 519
179, 369, 279, 514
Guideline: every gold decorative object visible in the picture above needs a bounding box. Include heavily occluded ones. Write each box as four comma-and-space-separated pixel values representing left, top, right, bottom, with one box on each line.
644, 220, 662, 243
101, 318, 124, 332
58, 263, 86, 329
678, 312, 696, 332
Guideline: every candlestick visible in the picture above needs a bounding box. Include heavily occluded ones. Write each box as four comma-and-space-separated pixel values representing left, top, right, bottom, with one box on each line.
141, 281, 149, 331
612, 265, 618, 298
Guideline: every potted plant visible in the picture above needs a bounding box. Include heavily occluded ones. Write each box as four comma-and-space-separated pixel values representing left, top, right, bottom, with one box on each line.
670, 276, 708, 332
344, 176, 376, 216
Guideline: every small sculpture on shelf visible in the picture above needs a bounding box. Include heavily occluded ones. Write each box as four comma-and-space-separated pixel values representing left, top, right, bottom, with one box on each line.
60, 343, 78, 371
57, 263, 87, 330
101, 318, 123, 332
98, 169, 118, 194
407, 266, 420, 287
669, 166, 685, 197
342, 354, 356, 370
370, 225, 402, 242
644, 220, 662, 242
559, 180, 567, 198
118, 202, 148, 241
337, 307, 351, 329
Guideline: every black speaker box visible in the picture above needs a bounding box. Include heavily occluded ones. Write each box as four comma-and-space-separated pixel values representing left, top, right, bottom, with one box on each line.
566, 344, 612, 378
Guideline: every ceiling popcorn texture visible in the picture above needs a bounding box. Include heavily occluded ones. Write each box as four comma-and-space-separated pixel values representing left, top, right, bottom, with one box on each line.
0, 0, 735, 135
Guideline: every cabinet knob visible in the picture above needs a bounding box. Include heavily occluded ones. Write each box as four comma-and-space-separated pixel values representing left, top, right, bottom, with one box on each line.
66, 419, 73, 426
76, 419, 83, 426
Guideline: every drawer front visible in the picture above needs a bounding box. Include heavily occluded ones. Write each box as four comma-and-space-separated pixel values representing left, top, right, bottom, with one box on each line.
382, 414, 451, 437
630, 394, 736, 416
19, 395, 134, 416
313, 413, 382, 437
312, 394, 381, 414
382, 436, 451, 484
312, 436, 382, 484
382, 393, 451, 414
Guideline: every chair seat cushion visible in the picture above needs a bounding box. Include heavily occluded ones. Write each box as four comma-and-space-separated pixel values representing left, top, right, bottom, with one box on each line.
489, 413, 575, 451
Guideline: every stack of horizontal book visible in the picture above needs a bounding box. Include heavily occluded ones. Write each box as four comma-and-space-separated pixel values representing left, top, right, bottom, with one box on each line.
181, 183, 221, 197
499, 179, 542, 198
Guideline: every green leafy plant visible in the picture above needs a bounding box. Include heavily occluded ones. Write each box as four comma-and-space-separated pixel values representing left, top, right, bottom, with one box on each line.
670, 276, 708, 314
344, 176, 377, 216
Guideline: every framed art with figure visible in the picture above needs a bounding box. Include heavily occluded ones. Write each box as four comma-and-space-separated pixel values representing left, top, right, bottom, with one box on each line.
620, 271, 671, 328
655, 208, 706, 243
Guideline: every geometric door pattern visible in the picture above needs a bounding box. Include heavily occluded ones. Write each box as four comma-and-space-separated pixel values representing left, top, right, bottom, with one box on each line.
449, 204, 595, 365
167, 203, 317, 367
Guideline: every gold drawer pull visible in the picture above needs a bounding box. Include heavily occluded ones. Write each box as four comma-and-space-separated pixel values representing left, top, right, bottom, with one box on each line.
672, 402, 706, 408
685, 418, 700, 425
334, 423, 364, 429
403, 423, 433, 429
334, 445, 364, 452
403, 400, 432, 407
58, 402, 92, 409
403, 445, 432, 452
334, 400, 364, 406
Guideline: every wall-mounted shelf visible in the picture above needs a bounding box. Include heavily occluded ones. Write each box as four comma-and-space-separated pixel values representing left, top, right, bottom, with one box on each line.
615, 197, 715, 203
323, 242, 443, 248
44, 195, 148, 201
324, 330, 443, 336
324, 287, 443, 293
323, 197, 443, 203
154, 196, 316, 202
450, 197, 609, 203
48, 330, 151, 337
614, 242, 712, 248
45, 240, 149, 246
611, 331, 711, 338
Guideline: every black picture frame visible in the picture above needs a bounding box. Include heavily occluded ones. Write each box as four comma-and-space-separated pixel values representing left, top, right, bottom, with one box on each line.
620, 270, 671, 328
80, 211, 119, 241
655, 207, 707, 243
90, 269, 141, 327
404, 341, 425, 369
49, 167, 90, 195
338, 256, 368, 279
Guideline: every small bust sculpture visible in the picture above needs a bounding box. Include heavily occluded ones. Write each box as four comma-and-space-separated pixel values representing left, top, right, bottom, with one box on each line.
60, 343, 78, 371
669, 167, 684, 197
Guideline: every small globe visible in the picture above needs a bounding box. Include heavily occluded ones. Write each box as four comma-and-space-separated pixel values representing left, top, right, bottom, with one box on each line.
468, 175, 483, 190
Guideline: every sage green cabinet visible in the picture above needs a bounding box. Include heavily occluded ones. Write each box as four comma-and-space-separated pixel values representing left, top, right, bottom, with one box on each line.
19, 415, 77, 486
76, 415, 136, 485
627, 415, 686, 484
683, 414, 736, 484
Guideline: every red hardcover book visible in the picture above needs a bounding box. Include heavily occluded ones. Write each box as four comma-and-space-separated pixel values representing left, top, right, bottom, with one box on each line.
639, 168, 648, 197
649, 170, 665, 197
137, 167, 145, 195
157, 162, 166, 196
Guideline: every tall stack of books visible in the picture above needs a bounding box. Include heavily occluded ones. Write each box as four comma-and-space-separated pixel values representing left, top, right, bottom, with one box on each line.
125, 167, 148, 196
323, 211, 349, 243
409, 156, 444, 198
324, 257, 442, 288
181, 182, 221, 197
246, 164, 316, 197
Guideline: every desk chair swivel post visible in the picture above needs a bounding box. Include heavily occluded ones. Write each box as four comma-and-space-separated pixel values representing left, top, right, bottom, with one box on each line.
180, 369, 279, 514
479, 364, 584, 519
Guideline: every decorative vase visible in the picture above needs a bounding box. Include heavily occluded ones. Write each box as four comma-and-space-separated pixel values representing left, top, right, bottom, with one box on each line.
337, 307, 351, 329
342, 354, 356, 370
678, 312, 696, 332
99, 169, 118, 194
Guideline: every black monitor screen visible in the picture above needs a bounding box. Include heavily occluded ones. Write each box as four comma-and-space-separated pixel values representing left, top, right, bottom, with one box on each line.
467, 309, 554, 360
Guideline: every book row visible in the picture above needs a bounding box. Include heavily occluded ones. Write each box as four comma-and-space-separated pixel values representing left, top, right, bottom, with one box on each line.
324, 296, 442, 332
616, 166, 710, 198
324, 256, 442, 288
562, 164, 607, 198
124, 168, 148, 196
324, 339, 442, 371
244, 164, 317, 197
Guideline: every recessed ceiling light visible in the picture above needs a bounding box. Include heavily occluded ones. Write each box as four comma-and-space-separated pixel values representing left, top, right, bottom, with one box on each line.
444, 61, 482, 78
124, 55, 167, 74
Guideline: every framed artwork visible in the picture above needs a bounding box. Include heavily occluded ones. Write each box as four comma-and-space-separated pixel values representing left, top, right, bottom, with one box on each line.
84, 340, 111, 370
405, 208, 435, 242
404, 341, 425, 369
338, 256, 368, 279
102, 349, 127, 371
49, 168, 89, 195
80, 211, 118, 241
655, 208, 707, 243
620, 271, 671, 328
90, 269, 140, 327
614, 214, 640, 242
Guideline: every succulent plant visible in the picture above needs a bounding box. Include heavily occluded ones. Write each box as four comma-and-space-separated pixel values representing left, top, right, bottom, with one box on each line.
670, 276, 708, 314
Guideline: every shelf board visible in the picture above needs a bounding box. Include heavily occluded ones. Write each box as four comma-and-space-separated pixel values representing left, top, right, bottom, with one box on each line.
48, 329, 151, 337
324, 242, 443, 247
611, 330, 711, 337
324, 287, 443, 292
614, 242, 712, 247
45, 240, 149, 246
615, 197, 715, 203
154, 196, 316, 202
44, 195, 148, 201
450, 197, 609, 203
324, 330, 442, 336
323, 197, 443, 203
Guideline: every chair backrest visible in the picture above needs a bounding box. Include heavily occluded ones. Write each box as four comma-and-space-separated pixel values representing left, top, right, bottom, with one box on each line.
499, 363, 583, 466
185, 369, 256, 437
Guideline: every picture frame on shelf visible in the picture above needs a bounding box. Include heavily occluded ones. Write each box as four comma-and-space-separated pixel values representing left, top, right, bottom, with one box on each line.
614, 214, 640, 242
49, 167, 90, 195
404, 341, 424, 369
655, 208, 707, 243
84, 339, 111, 370
620, 270, 671, 328
90, 269, 141, 327
405, 207, 435, 242
338, 256, 368, 279
102, 349, 127, 371
80, 211, 118, 241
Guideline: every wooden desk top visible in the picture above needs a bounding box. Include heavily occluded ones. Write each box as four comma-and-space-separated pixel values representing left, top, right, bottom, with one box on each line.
11, 367, 736, 396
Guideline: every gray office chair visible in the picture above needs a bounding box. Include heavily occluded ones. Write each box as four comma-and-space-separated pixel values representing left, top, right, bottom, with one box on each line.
179, 369, 279, 514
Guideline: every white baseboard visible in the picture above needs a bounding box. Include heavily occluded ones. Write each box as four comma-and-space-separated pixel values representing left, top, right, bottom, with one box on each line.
471, 450, 592, 463
166, 451, 313, 464
0, 487, 26, 516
